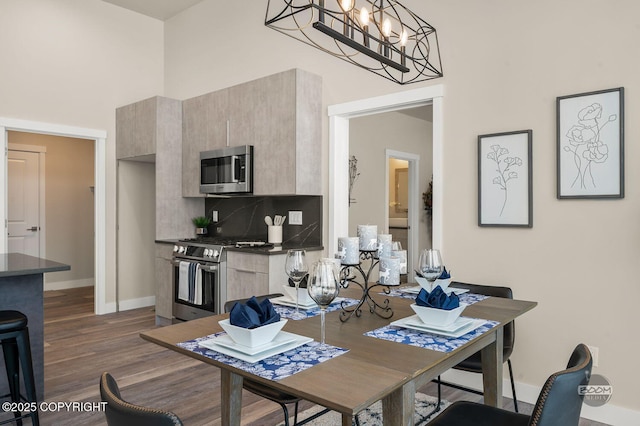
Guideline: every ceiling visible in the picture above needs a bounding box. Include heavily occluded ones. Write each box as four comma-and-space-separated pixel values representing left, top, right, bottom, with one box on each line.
101, 0, 204, 21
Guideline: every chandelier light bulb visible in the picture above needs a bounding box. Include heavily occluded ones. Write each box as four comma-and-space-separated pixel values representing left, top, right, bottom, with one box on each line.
400, 29, 408, 46
382, 18, 392, 38
360, 7, 369, 27
341, 0, 353, 12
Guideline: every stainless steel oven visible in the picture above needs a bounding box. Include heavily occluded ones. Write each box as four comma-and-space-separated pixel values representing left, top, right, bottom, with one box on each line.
172, 241, 227, 321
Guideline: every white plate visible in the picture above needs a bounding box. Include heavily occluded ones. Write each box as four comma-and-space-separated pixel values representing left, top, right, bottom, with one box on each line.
199, 331, 313, 363
406, 315, 474, 333
209, 333, 297, 355
390, 315, 486, 338
399, 286, 469, 295
270, 295, 318, 309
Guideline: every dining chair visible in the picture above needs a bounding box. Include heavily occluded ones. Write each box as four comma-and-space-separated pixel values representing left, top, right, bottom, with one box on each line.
99, 372, 183, 426
429, 343, 592, 426
223, 293, 330, 426
433, 281, 519, 412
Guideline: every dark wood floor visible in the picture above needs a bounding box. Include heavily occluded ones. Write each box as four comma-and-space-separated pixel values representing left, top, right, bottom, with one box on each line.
1, 286, 606, 425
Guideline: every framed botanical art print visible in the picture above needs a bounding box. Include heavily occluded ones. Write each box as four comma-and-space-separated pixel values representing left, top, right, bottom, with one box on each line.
478, 130, 533, 227
557, 87, 624, 199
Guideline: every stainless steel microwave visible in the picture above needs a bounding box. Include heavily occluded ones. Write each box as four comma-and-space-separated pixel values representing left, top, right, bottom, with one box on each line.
200, 145, 253, 194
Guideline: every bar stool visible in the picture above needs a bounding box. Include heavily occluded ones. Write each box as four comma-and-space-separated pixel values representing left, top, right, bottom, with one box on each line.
0, 311, 39, 426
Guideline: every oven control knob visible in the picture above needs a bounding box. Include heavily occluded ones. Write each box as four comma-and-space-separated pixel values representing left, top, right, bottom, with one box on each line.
173, 245, 178, 252
212, 249, 219, 258
204, 249, 210, 257
179, 246, 186, 254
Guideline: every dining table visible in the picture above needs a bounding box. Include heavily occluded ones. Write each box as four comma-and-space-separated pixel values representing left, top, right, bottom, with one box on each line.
140, 286, 537, 426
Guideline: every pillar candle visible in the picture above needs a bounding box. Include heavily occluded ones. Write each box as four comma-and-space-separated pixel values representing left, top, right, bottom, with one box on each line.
379, 256, 400, 285
337, 237, 360, 265
357, 225, 378, 251
392, 249, 407, 274
376, 234, 393, 259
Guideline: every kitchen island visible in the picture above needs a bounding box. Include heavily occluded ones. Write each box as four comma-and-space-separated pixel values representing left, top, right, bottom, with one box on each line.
0, 253, 70, 401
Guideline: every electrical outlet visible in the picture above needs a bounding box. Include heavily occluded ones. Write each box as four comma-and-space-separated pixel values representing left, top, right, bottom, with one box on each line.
289, 211, 303, 225
587, 345, 599, 367
212, 210, 219, 222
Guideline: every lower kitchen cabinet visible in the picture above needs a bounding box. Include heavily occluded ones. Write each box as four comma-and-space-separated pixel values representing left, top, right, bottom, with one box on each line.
155, 243, 174, 325
226, 249, 323, 302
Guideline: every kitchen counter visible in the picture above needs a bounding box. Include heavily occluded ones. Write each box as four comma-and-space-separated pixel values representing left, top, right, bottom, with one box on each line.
225, 243, 323, 255
0, 253, 70, 401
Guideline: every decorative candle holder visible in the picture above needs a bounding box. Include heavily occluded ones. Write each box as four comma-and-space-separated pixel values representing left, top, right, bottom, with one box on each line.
338, 248, 398, 322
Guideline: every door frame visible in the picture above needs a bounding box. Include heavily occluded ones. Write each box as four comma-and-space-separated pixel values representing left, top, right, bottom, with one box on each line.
385, 149, 419, 281
0, 117, 109, 315
328, 85, 444, 257
7, 144, 47, 259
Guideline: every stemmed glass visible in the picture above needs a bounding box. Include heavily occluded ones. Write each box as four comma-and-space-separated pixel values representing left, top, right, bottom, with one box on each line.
418, 249, 444, 291
307, 259, 339, 346
284, 249, 308, 320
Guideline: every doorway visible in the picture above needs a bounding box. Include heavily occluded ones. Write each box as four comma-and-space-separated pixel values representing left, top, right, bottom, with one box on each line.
328, 85, 444, 270
0, 117, 109, 315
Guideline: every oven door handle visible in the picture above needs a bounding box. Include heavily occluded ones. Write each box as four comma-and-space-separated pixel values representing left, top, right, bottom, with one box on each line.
172, 259, 218, 272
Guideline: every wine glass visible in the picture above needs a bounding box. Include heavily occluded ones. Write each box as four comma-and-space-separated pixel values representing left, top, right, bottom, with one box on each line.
307, 260, 340, 346
418, 249, 443, 291
284, 249, 308, 320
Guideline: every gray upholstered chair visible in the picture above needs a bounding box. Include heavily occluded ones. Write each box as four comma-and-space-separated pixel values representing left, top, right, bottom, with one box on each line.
100, 372, 183, 426
434, 281, 519, 412
429, 343, 592, 426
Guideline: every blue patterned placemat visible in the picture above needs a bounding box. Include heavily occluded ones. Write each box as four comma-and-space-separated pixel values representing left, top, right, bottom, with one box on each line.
274, 297, 360, 320
387, 289, 489, 305
177, 332, 349, 381
364, 320, 499, 353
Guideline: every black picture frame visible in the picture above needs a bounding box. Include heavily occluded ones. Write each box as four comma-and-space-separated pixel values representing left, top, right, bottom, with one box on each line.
557, 87, 624, 199
478, 130, 533, 228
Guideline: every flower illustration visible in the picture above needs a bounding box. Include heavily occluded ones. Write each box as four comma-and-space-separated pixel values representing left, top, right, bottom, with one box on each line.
564, 103, 617, 189
488, 145, 522, 216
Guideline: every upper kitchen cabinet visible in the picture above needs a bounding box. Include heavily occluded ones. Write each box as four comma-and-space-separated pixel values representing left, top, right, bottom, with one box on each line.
116, 96, 158, 160
182, 69, 322, 197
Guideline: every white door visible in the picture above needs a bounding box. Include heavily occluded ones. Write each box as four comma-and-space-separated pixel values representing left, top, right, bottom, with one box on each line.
7, 150, 41, 256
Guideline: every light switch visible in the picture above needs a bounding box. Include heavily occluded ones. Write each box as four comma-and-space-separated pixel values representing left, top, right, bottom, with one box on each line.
289, 211, 303, 225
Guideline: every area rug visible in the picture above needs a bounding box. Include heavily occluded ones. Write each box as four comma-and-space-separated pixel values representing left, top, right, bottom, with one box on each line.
279, 393, 449, 426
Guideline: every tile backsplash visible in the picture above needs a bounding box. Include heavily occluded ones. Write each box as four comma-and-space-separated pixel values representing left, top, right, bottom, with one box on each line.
204, 195, 322, 246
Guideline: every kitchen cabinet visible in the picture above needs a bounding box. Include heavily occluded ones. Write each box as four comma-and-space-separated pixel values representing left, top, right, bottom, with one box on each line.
182, 68, 322, 197
116, 97, 157, 160
226, 251, 270, 301
154, 243, 174, 325
226, 249, 323, 302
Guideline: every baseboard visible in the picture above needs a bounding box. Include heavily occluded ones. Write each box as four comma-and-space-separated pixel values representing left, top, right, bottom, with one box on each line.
118, 295, 155, 311
440, 370, 640, 425
44, 278, 94, 291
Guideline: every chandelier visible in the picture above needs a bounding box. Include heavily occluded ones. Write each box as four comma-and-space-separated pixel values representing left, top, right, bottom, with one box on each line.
265, 0, 443, 85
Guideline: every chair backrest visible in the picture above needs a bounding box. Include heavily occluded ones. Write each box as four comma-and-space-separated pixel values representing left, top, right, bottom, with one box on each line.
100, 372, 183, 426
528, 344, 592, 426
450, 281, 515, 358
223, 293, 284, 313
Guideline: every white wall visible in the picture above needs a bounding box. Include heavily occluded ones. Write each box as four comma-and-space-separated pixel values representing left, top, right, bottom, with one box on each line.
0, 0, 164, 306
163, 0, 640, 417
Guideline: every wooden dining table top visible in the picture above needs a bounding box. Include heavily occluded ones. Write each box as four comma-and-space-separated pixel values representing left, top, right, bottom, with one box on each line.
140, 287, 537, 425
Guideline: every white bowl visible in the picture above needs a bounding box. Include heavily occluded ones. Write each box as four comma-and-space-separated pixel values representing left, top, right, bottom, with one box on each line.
218, 318, 287, 348
410, 303, 467, 327
415, 276, 451, 292
282, 285, 314, 305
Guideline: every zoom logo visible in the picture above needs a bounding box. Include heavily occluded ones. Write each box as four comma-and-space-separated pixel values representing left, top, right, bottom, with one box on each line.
579, 374, 612, 407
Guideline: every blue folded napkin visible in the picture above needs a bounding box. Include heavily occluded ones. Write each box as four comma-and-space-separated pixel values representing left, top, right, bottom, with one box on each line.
229, 296, 281, 329
416, 286, 459, 310
438, 267, 450, 279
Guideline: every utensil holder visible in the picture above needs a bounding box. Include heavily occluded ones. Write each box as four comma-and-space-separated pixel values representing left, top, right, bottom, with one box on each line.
268, 225, 282, 244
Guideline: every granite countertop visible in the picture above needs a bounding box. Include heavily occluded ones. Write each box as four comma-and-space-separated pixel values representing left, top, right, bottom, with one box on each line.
225, 243, 324, 255
0, 253, 70, 278
156, 239, 323, 256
